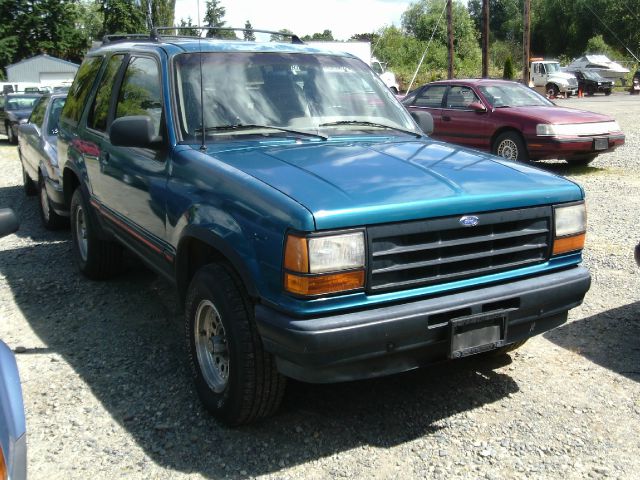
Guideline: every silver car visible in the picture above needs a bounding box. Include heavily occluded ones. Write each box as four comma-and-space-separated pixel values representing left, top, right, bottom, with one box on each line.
18, 93, 68, 229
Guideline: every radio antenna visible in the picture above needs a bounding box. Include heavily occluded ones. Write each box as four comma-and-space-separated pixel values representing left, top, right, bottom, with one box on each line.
197, 0, 206, 151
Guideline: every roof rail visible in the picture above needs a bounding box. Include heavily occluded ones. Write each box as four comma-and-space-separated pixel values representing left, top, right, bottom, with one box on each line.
151, 26, 304, 44
102, 33, 155, 44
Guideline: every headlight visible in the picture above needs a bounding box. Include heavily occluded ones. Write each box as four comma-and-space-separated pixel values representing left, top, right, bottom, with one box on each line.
553, 202, 586, 255
536, 121, 621, 136
284, 231, 365, 296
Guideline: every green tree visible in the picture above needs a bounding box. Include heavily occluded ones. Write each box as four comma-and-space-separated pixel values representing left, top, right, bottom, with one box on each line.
270, 28, 294, 42
503, 55, 514, 79
102, 0, 147, 35
244, 20, 255, 41
204, 0, 236, 38
585, 34, 618, 57
177, 16, 199, 36
150, 0, 176, 29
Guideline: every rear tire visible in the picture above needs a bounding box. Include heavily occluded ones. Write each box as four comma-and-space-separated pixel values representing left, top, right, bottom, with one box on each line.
70, 188, 122, 279
39, 176, 67, 230
21, 165, 37, 196
185, 263, 286, 426
493, 131, 529, 162
604, 89, 612, 96
6, 122, 17, 144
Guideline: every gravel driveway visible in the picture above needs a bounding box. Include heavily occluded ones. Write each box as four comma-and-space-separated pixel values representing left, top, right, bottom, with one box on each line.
1, 93, 639, 480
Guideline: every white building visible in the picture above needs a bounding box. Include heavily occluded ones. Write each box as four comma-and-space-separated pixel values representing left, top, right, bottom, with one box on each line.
6, 54, 79, 87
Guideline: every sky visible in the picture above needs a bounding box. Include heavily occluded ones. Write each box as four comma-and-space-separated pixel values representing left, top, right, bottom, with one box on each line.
173, 0, 412, 41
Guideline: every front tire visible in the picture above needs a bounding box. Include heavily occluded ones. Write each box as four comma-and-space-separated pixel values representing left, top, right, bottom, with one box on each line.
70, 188, 122, 279
185, 263, 286, 426
546, 83, 559, 98
21, 165, 37, 196
493, 131, 529, 162
39, 176, 67, 230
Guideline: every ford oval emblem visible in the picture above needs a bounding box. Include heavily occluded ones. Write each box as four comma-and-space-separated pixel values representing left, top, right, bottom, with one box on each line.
459, 215, 479, 227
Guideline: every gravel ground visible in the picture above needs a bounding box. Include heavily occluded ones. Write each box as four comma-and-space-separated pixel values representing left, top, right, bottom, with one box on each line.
1, 93, 639, 480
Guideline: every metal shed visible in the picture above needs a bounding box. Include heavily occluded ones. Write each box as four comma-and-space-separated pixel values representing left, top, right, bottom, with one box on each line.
6, 54, 79, 86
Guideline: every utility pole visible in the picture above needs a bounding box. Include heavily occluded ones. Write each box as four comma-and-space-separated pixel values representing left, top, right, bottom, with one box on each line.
447, 0, 454, 79
523, 0, 531, 86
482, 0, 489, 78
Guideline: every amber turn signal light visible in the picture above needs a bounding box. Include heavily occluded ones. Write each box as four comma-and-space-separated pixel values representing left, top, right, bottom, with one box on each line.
284, 270, 365, 296
284, 235, 309, 273
552, 233, 585, 256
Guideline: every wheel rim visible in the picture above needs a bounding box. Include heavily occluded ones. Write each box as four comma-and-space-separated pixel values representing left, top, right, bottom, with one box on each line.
194, 299, 229, 393
74, 204, 88, 261
497, 139, 519, 160
40, 183, 50, 222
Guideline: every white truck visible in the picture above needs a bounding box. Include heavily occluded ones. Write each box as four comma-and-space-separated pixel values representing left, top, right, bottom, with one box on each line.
307, 41, 400, 93
530, 58, 578, 98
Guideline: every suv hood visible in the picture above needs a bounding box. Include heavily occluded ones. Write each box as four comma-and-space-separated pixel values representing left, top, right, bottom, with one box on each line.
209, 139, 582, 230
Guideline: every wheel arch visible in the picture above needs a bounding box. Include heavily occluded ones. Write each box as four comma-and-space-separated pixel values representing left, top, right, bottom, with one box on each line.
175, 226, 259, 306
491, 127, 526, 152
62, 166, 81, 209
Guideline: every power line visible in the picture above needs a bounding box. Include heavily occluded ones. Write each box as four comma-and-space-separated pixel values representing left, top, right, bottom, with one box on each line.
582, 2, 639, 63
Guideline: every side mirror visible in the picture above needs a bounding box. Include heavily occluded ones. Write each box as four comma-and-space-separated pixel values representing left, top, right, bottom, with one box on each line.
468, 102, 487, 113
410, 110, 434, 135
110, 116, 161, 148
0, 208, 19, 238
18, 123, 38, 136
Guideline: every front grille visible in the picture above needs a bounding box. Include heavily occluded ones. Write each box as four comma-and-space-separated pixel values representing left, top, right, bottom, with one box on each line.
367, 206, 552, 293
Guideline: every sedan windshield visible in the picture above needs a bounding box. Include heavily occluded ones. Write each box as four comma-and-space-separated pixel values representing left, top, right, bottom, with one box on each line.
479, 83, 553, 108
6, 96, 40, 111
174, 52, 417, 141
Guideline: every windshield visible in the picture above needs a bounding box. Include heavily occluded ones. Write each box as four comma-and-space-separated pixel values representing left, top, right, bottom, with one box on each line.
174, 52, 416, 141
479, 83, 553, 108
6, 96, 40, 111
545, 63, 561, 73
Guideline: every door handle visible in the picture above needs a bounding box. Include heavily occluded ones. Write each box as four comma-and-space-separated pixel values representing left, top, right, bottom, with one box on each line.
442, 116, 451, 122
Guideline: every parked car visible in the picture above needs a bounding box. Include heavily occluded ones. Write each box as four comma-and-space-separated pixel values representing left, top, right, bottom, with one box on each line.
631, 70, 640, 95
402, 79, 625, 164
569, 70, 613, 95
0, 93, 43, 144
0, 208, 26, 480
17, 93, 68, 229
58, 30, 590, 425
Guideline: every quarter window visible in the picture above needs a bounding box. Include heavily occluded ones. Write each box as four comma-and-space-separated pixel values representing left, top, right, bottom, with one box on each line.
115, 56, 162, 137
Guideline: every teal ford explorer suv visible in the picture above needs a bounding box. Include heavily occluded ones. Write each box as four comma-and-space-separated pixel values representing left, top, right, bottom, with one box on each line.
57, 29, 591, 425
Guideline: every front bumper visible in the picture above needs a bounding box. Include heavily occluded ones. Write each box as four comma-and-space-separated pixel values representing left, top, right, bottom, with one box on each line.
527, 134, 625, 160
255, 266, 591, 383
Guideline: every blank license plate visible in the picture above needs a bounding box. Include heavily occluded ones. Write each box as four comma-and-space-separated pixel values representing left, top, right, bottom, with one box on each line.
449, 312, 507, 359
594, 138, 608, 150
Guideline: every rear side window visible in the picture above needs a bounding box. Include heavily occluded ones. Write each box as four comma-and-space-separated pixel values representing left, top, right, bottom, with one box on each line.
61, 56, 103, 126
47, 97, 66, 136
115, 56, 162, 137
88, 54, 125, 132
413, 85, 447, 108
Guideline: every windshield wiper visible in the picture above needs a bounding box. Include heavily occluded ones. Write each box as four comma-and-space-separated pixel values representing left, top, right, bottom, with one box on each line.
196, 123, 327, 140
319, 120, 423, 138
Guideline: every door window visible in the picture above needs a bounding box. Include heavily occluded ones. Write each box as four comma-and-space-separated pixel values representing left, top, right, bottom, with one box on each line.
413, 85, 447, 107
445, 86, 479, 109
61, 56, 103, 126
88, 54, 125, 132
29, 96, 49, 129
115, 56, 162, 138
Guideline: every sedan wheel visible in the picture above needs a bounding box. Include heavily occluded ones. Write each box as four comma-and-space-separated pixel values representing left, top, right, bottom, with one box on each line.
194, 299, 230, 393
493, 131, 529, 162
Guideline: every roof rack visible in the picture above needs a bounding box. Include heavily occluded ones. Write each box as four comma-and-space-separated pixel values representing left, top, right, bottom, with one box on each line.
151, 26, 304, 44
102, 33, 155, 44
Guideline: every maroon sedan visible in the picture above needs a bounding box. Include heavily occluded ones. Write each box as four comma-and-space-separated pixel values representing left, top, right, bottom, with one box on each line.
402, 79, 625, 165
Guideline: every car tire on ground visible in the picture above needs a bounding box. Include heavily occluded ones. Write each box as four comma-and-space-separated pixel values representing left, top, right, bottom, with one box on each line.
566, 154, 597, 166
605, 89, 612, 96
6, 122, 17, 144
38, 176, 67, 230
70, 188, 123, 279
493, 131, 529, 162
185, 263, 286, 426
546, 83, 559, 98
21, 165, 37, 196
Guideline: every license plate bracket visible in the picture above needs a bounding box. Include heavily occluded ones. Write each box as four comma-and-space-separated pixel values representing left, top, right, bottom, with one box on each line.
594, 137, 608, 150
449, 311, 507, 359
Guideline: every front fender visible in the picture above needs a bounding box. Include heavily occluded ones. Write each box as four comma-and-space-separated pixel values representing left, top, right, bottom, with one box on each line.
176, 222, 260, 298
